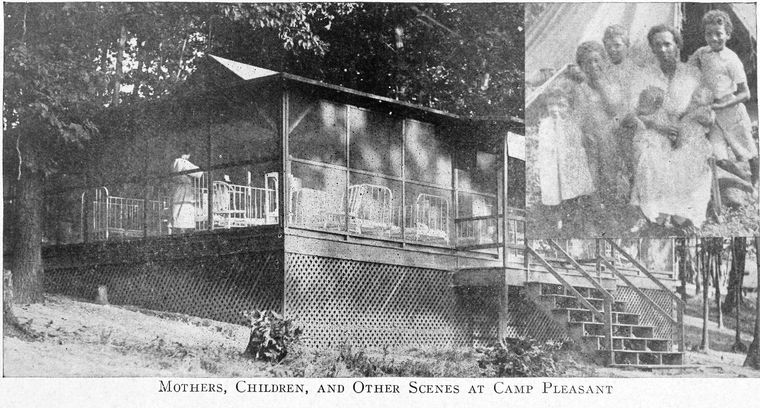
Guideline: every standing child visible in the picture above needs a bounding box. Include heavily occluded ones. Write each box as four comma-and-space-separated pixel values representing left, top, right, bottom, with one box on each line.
689, 10, 758, 190
537, 87, 595, 230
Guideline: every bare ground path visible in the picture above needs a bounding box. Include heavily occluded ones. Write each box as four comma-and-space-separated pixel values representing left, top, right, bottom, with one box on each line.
3, 294, 759, 377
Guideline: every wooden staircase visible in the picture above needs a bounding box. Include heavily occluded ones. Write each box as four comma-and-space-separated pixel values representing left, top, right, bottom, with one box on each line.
524, 282, 684, 367
524, 238, 686, 368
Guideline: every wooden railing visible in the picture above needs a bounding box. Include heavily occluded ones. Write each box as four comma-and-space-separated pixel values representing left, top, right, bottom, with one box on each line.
603, 238, 685, 353
454, 208, 525, 252
526, 241, 614, 362
546, 239, 615, 361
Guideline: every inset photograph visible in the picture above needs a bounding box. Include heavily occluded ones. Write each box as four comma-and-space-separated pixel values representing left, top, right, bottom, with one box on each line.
4, 3, 527, 378
525, 3, 759, 238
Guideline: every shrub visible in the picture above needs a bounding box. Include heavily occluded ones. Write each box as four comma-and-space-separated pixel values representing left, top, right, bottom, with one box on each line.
242, 310, 302, 362
477, 337, 565, 377
284, 344, 481, 377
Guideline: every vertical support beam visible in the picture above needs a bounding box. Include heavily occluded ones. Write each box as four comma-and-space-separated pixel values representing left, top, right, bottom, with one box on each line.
281, 86, 289, 229
502, 133, 509, 268
142, 124, 149, 238
280, 83, 289, 318
595, 238, 602, 283
206, 107, 213, 231
603, 297, 614, 366
501, 132, 509, 343
524, 236, 530, 283
344, 105, 350, 236
282, 251, 289, 319
451, 149, 458, 248
676, 302, 685, 352
81, 191, 89, 243
400, 120, 406, 246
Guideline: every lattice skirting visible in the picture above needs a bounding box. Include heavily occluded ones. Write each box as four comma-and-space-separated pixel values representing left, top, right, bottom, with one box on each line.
45, 251, 283, 325
614, 286, 674, 340
284, 253, 502, 348
503, 286, 570, 343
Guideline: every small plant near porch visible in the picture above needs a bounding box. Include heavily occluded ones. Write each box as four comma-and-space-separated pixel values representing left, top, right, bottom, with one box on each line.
242, 310, 302, 362
476, 337, 566, 377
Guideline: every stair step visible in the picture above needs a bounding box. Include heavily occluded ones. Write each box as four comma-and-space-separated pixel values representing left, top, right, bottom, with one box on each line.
568, 321, 655, 338
608, 350, 684, 366
607, 364, 708, 372
582, 336, 672, 351
531, 282, 607, 299
552, 308, 640, 325
538, 294, 627, 312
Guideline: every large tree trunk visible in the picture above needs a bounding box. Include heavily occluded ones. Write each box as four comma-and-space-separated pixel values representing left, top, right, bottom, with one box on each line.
724, 237, 746, 314
745, 237, 760, 368
714, 256, 723, 329
4, 270, 38, 339
676, 238, 689, 302
11, 165, 45, 304
699, 243, 710, 351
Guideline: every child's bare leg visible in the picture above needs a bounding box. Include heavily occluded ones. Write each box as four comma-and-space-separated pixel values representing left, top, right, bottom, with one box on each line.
749, 157, 759, 186
716, 159, 752, 181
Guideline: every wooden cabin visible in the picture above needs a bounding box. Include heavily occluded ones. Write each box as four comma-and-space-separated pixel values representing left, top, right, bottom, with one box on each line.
40, 57, 685, 366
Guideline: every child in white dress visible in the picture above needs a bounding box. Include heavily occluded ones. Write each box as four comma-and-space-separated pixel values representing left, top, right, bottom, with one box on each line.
537, 87, 595, 229
689, 9, 758, 189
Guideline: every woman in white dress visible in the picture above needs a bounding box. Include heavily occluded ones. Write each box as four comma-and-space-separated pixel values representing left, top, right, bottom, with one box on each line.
628, 26, 712, 233
171, 153, 203, 233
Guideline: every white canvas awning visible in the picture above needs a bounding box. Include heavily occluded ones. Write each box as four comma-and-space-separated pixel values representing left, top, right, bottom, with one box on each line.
209, 54, 279, 81
526, 2, 681, 86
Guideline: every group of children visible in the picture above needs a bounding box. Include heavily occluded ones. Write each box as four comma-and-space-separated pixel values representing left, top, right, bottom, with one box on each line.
538, 10, 758, 233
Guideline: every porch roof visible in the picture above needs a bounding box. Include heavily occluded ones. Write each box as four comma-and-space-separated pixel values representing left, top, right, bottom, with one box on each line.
208, 54, 524, 135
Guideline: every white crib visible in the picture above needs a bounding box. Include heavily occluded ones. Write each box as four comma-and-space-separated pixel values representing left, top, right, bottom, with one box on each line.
195, 172, 279, 229
86, 187, 168, 241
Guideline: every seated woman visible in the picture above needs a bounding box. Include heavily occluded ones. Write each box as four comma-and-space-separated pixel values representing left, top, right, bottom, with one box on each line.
629, 86, 714, 233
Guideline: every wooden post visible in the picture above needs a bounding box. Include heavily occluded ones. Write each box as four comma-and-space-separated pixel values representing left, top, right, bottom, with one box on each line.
206, 107, 213, 231
677, 301, 685, 353
603, 296, 614, 365
280, 84, 288, 318
502, 133, 509, 267
501, 132, 510, 344
452, 166, 459, 248
141, 118, 149, 238
595, 238, 601, 283
401, 120, 406, 245
281, 85, 289, 229
344, 104, 350, 236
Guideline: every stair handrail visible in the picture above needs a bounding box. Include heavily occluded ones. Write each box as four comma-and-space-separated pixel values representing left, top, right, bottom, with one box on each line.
599, 257, 676, 324
525, 245, 605, 322
599, 256, 685, 353
603, 238, 685, 307
547, 240, 614, 301
603, 239, 686, 352
546, 239, 615, 364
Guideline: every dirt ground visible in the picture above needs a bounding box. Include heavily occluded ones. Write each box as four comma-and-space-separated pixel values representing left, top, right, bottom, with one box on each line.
4, 294, 759, 378
3, 295, 269, 377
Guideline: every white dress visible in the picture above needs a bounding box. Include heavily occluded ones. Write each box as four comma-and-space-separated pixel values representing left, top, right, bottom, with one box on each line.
538, 116, 596, 206
171, 157, 202, 229
690, 46, 757, 161
630, 63, 712, 226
